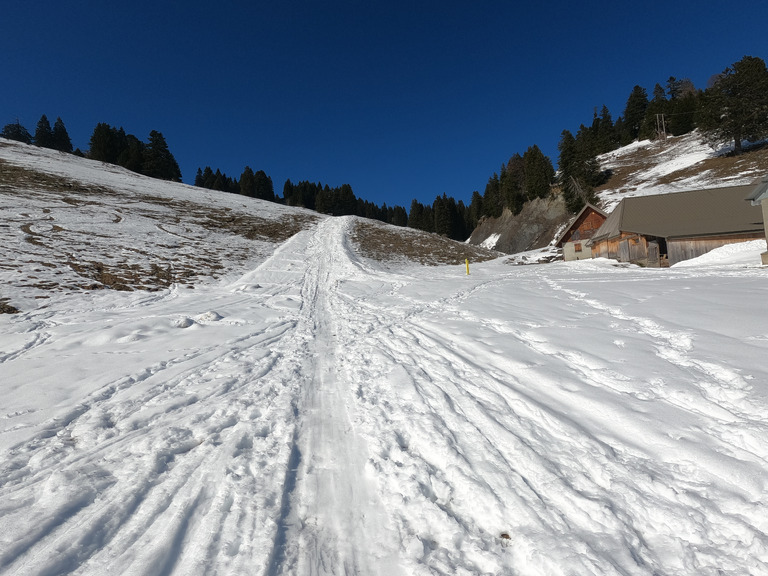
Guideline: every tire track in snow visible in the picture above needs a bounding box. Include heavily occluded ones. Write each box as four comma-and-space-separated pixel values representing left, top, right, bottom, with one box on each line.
540, 274, 768, 465
352, 320, 659, 573
0, 234, 328, 575
547, 278, 768, 421
328, 262, 768, 575
270, 218, 400, 576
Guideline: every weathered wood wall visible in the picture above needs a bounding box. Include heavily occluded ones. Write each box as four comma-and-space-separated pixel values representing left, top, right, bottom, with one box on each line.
668, 233, 765, 265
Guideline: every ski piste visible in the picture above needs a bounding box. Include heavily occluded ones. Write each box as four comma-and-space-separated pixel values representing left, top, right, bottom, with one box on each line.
1, 140, 767, 575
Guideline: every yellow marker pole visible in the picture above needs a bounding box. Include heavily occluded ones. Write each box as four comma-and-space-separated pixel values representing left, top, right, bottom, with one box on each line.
465, 259, 470, 275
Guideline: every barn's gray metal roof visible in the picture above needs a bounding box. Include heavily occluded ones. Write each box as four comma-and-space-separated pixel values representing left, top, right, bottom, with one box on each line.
591, 184, 764, 242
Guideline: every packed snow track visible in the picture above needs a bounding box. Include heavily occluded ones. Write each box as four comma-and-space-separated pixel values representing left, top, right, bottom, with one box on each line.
1, 218, 767, 576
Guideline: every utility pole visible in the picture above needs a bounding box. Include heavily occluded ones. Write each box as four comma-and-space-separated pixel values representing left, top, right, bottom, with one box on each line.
656, 114, 667, 141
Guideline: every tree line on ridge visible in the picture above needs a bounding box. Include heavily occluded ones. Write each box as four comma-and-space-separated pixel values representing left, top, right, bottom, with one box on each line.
3, 55, 767, 242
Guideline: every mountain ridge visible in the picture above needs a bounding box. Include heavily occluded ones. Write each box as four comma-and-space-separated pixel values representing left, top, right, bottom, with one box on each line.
468, 131, 768, 253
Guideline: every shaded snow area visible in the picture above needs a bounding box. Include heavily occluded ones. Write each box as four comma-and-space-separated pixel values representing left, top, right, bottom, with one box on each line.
2, 212, 767, 575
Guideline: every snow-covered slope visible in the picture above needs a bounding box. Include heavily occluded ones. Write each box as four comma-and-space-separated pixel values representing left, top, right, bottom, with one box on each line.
469, 131, 767, 254
596, 131, 768, 211
1, 141, 768, 575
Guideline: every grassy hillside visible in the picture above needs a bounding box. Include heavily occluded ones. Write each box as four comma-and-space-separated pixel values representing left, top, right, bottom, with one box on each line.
0, 139, 497, 311
596, 131, 767, 209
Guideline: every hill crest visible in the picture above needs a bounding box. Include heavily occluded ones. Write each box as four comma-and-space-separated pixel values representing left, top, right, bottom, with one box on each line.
468, 131, 768, 254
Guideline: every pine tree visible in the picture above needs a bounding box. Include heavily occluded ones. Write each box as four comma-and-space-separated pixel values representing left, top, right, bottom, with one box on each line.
455, 199, 468, 240
202, 166, 215, 188
468, 191, 483, 230
89, 123, 122, 163
212, 169, 226, 191
408, 199, 424, 230
622, 85, 649, 142
502, 154, 526, 214
433, 194, 452, 237
282, 179, 295, 204
698, 55, 768, 154
391, 205, 408, 227
51, 117, 73, 152
595, 105, 618, 153
1, 120, 32, 144
337, 183, 357, 215
254, 170, 275, 201
523, 144, 554, 200
34, 115, 54, 148
142, 130, 181, 181
482, 173, 503, 218
408, 199, 435, 232
558, 129, 600, 213
240, 166, 256, 197
117, 134, 145, 173
667, 76, 695, 100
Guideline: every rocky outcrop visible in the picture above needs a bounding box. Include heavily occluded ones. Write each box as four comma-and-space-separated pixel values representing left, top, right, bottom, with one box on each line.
468, 194, 571, 254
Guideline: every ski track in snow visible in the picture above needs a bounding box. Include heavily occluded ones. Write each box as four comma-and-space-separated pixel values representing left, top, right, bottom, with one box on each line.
1, 214, 767, 575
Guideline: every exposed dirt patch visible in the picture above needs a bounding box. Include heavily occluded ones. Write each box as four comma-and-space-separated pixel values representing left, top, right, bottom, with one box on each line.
655, 144, 768, 186
351, 220, 499, 266
0, 158, 113, 196
596, 135, 768, 195
0, 298, 20, 314
1, 158, 321, 305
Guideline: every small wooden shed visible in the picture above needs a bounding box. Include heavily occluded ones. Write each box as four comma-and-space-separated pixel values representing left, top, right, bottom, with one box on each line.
745, 175, 768, 265
554, 203, 608, 261
589, 184, 765, 266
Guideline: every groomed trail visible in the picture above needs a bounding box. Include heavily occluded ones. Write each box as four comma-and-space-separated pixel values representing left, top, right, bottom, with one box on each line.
1, 217, 767, 575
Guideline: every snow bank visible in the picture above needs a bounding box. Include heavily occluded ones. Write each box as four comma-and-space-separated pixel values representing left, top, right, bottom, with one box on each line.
673, 239, 767, 268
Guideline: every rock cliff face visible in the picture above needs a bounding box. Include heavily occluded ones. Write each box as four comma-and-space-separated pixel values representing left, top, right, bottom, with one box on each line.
467, 194, 571, 254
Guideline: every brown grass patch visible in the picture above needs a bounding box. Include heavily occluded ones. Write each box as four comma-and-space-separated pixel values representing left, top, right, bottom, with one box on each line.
596, 135, 768, 194
0, 158, 114, 197
0, 298, 20, 314
351, 220, 499, 266
1, 157, 322, 301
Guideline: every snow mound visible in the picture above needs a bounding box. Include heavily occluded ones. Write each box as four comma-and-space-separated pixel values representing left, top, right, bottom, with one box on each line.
672, 239, 767, 268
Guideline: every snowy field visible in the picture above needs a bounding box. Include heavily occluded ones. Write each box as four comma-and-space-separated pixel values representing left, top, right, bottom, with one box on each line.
1, 141, 768, 575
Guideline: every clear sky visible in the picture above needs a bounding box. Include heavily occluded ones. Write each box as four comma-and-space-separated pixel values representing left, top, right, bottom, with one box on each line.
2, 1, 765, 209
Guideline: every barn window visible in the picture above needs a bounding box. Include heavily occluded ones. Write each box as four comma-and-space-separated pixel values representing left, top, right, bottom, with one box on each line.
574, 242, 582, 252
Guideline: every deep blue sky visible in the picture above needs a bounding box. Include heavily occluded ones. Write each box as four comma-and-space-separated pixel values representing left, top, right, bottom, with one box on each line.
2, 1, 765, 208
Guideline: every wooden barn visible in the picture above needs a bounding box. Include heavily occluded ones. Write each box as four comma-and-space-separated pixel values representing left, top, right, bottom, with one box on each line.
554, 203, 608, 261
745, 175, 768, 265
588, 183, 765, 266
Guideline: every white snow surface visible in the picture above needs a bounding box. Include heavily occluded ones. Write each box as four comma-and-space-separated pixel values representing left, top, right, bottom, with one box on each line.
2, 142, 768, 576
480, 233, 501, 250
596, 132, 765, 211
